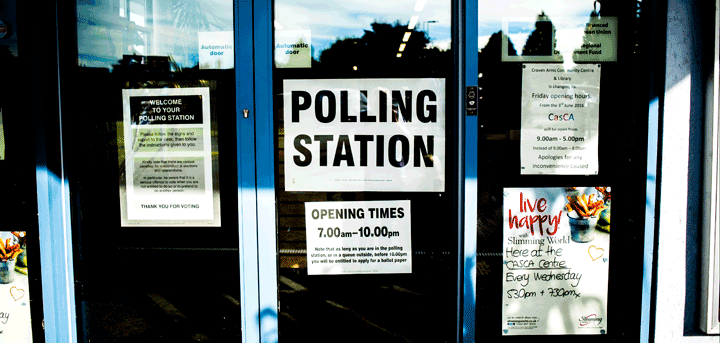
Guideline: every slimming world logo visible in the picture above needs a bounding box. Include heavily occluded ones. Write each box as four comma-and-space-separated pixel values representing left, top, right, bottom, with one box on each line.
579, 314, 603, 326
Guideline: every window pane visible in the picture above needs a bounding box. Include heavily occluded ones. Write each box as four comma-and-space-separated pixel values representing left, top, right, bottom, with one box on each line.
273, 1, 457, 341
72, 1, 240, 341
476, 1, 649, 340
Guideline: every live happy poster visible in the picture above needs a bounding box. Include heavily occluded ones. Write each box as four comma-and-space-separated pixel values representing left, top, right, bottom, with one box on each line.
502, 187, 611, 335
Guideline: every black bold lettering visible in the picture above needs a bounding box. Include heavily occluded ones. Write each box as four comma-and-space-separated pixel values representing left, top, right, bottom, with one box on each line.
333, 135, 355, 166
354, 135, 374, 166
414, 135, 434, 167
315, 91, 336, 123
417, 90, 437, 123
379, 90, 388, 122
389, 135, 409, 167
293, 134, 312, 166
392, 90, 412, 122
291, 91, 311, 122
314, 135, 333, 166
376, 135, 384, 167
359, 90, 374, 122
340, 90, 356, 122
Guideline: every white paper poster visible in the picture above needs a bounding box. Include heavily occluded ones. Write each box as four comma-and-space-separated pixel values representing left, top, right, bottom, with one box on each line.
502, 187, 611, 335
305, 200, 411, 275
0, 231, 32, 343
502, 17, 618, 62
521, 64, 600, 175
284, 78, 445, 192
121, 88, 215, 223
198, 31, 234, 69
275, 30, 312, 68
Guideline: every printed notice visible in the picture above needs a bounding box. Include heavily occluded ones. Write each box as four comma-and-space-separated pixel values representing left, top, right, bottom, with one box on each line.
305, 200, 411, 275
199, 31, 234, 69
521, 64, 600, 175
284, 78, 445, 192
121, 88, 215, 223
502, 17, 618, 62
275, 30, 312, 68
502, 187, 611, 335
0, 231, 32, 343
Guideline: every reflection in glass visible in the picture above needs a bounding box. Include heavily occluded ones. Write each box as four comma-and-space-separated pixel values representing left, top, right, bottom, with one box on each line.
476, 1, 650, 340
274, 0, 451, 74
77, 0, 234, 69
72, 0, 239, 342
274, 1, 455, 342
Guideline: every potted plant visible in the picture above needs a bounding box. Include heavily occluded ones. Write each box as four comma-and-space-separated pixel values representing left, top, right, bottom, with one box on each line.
0, 237, 23, 284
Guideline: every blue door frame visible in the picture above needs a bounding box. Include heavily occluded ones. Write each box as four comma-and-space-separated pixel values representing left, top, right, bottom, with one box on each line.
27, 1, 489, 342
32, 1, 673, 343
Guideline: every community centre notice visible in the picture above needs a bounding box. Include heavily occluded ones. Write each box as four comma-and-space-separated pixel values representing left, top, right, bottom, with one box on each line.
283, 78, 445, 192
305, 200, 411, 275
121, 87, 215, 222
502, 187, 610, 335
521, 64, 600, 175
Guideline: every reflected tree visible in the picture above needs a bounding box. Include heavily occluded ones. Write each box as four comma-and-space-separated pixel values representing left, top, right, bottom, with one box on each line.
477, 31, 521, 134
521, 11, 556, 57
572, 8, 602, 63
172, 0, 211, 32
315, 21, 450, 77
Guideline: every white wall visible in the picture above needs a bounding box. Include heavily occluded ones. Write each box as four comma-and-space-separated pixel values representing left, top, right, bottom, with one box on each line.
654, 0, 719, 341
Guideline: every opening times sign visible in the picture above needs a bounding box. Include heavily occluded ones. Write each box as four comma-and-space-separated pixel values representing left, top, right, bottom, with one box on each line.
305, 200, 411, 275
122, 87, 215, 222
283, 78, 445, 192
521, 64, 600, 175
502, 188, 610, 335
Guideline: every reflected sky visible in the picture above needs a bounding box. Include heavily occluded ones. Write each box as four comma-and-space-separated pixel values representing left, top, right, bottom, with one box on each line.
275, 0, 452, 59
479, 1, 596, 53
78, 0, 234, 69
76, 0, 598, 69
275, 0, 596, 59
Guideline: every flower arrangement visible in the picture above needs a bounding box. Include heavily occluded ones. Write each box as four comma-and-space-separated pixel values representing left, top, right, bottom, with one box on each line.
0, 237, 23, 261
11, 231, 26, 247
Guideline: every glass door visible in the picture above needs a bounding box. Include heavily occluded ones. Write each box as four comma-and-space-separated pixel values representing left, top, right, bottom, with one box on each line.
472, 0, 652, 341
67, 1, 248, 342
270, 0, 460, 342
0, 2, 45, 341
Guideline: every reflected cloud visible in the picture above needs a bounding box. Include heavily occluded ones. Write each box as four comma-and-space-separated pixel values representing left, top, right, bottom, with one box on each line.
77, 0, 233, 69
276, 0, 451, 59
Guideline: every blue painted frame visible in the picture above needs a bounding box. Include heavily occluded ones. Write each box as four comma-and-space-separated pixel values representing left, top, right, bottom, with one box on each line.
462, 0, 478, 342
32, 0, 689, 342
236, 1, 262, 342
252, 0, 469, 342
251, 1, 280, 342
32, 2, 264, 343
35, 2, 78, 342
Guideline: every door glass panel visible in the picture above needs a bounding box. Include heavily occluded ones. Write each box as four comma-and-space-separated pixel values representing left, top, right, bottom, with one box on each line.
476, 1, 648, 340
273, 1, 456, 342
72, 1, 240, 341
0, 7, 42, 339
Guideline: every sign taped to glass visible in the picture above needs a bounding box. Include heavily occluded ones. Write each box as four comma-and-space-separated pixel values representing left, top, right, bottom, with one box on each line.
283, 78, 446, 192
120, 87, 218, 225
502, 187, 610, 335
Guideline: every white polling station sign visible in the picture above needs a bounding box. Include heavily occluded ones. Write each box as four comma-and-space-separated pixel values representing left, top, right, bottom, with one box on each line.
283, 78, 445, 192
